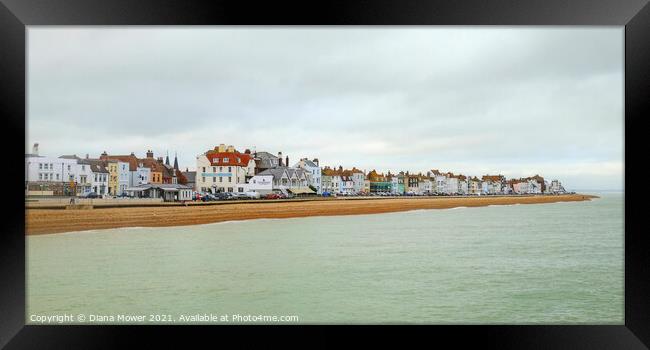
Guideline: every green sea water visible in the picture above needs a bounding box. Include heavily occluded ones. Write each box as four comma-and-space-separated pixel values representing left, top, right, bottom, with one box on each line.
27, 193, 623, 324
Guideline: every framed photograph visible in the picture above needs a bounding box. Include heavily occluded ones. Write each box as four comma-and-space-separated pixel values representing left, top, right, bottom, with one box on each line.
2, 0, 648, 347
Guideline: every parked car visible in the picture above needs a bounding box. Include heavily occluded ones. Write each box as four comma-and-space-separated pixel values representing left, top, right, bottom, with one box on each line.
244, 191, 261, 199
265, 193, 282, 199
211, 192, 231, 200
117, 193, 133, 198
201, 194, 218, 202
230, 193, 248, 200
84, 192, 99, 199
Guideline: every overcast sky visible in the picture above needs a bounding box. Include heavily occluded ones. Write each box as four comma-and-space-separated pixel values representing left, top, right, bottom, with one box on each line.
28, 27, 623, 190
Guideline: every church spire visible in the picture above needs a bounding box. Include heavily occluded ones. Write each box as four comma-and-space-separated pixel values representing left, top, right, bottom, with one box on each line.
165, 151, 170, 166
173, 151, 179, 170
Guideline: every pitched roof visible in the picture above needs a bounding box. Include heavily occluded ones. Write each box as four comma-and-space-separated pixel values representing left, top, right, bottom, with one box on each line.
59, 155, 82, 160
205, 150, 253, 167
257, 168, 288, 180
104, 155, 139, 171
321, 167, 339, 176
299, 159, 318, 167
182, 171, 196, 183
79, 159, 109, 173
140, 158, 165, 173
482, 175, 504, 182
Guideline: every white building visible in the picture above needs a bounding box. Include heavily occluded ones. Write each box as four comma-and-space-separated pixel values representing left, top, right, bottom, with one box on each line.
445, 173, 460, 195
418, 176, 433, 194
321, 167, 341, 194
117, 161, 130, 195
295, 158, 322, 194
79, 159, 110, 196
351, 168, 366, 194
430, 170, 447, 194
196, 145, 256, 193
548, 179, 566, 194
134, 162, 150, 186
26, 154, 78, 184
457, 176, 469, 195
482, 175, 505, 194
468, 177, 482, 195
245, 167, 314, 196
340, 175, 355, 194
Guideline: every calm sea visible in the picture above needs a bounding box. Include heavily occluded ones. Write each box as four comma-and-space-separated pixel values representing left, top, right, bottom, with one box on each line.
27, 193, 623, 324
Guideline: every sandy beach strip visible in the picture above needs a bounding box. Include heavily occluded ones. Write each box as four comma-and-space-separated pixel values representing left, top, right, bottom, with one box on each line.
25, 194, 597, 235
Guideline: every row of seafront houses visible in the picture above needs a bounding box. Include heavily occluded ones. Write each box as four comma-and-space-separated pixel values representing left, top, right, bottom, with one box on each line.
25, 143, 568, 202
25, 143, 193, 201
193, 144, 567, 197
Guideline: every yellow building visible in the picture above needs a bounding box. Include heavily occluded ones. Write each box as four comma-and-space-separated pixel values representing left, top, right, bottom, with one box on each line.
107, 160, 119, 195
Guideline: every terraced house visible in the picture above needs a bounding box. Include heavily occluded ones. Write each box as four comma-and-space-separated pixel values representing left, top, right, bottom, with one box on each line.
196, 144, 255, 193
367, 169, 392, 193
482, 175, 506, 194
321, 166, 342, 194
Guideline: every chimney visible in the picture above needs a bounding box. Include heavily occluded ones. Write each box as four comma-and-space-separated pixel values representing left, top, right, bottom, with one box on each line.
313, 158, 319, 166
278, 152, 283, 167
86, 153, 89, 159
32, 143, 39, 155
286, 156, 289, 167
130, 152, 135, 156
146, 150, 154, 158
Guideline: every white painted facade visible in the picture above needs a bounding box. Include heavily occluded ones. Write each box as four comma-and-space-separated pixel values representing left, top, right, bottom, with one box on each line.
25, 155, 78, 183
295, 159, 322, 194
196, 153, 256, 194
117, 161, 130, 195
352, 171, 365, 193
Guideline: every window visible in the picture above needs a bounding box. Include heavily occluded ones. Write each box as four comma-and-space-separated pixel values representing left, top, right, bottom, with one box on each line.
220, 166, 223, 172
228, 167, 232, 172
202, 167, 206, 173
213, 177, 216, 183
219, 177, 223, 183
39, 163, 43, 169
202, 177, 206, 182
213, 167, 216, 173
67, 165, 71, 171
82, 165, 85, 171
39, 173, 43, 180
223, 158, 229, 163
56, 174, 59, 180
228, 177, 231, 183
238, 187, 243, 192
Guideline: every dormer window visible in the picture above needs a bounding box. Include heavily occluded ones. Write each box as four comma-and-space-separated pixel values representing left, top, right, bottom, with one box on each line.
223, 158, 229, 163
214, 157, 219, 163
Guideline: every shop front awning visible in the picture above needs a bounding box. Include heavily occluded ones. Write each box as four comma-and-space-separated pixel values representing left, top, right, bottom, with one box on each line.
125, 187, 147, 192
287, 187, 315, 194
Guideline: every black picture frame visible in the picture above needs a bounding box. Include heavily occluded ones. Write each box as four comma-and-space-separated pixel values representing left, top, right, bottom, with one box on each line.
2, 0, 648, 348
